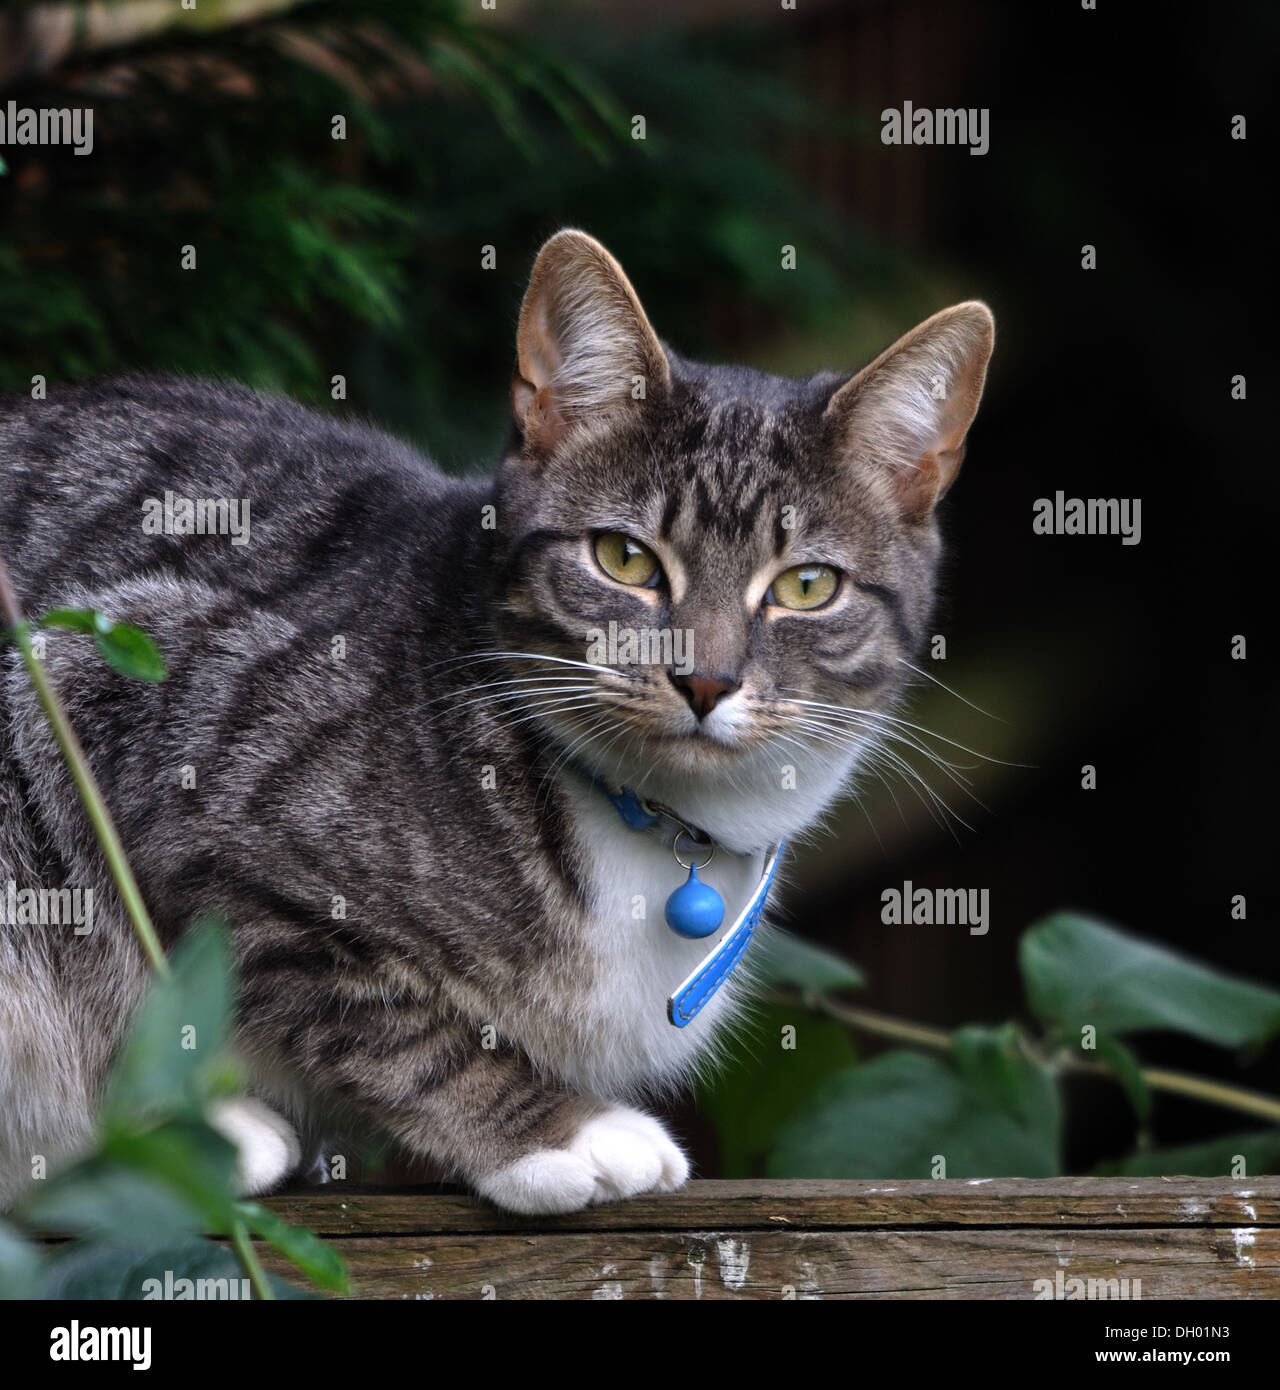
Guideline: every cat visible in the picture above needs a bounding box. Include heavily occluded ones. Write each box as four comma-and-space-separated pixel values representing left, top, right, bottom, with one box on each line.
0, 229, 993, 1214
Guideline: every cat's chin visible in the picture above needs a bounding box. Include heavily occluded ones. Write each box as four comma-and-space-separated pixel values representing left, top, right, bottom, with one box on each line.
647, 729, 758, 773
584, 723, 766, 782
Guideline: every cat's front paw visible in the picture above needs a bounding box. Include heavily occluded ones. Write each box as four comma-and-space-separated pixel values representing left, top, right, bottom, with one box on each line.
476, 1105, 689, 1215
207, 1097, 301, 1196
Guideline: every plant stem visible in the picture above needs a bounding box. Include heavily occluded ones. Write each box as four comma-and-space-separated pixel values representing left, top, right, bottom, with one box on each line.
0, 551, 169, 977
1108, 1066, 1280, 1126
797, 994, 955, 1052
775, 990, 1280, 1126
231, 1217, 275, 1301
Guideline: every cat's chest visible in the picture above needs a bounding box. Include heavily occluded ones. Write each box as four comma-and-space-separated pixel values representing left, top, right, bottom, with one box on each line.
556, 783, 766, 1095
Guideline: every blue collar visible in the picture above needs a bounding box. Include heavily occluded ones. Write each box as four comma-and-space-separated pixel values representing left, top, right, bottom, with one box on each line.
589, 774, 784, 1028
594, 780, 665, 832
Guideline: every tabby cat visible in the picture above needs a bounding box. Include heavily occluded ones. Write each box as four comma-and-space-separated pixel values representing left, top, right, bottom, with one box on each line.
0, 230, 993, 1213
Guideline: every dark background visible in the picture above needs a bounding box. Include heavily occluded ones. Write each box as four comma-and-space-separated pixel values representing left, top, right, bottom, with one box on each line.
1, 0, 1274, 1176
721, 0, 1279, 1173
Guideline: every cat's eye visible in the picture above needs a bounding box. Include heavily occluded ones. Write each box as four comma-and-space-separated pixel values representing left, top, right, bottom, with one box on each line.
594, 533, 662, 588
768, 564, 839, 611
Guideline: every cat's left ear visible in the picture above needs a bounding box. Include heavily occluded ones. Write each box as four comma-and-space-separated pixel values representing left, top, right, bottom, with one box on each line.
513, 229, 671, 456
825, 301, 995, 521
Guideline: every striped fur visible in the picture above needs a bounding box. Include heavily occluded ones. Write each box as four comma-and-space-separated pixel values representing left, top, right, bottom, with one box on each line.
0, 231, 992, 1212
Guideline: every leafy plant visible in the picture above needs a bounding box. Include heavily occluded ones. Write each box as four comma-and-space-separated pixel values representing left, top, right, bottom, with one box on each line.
703, 913, 1280, 1180
0, 558, 347, 1299
6, 920, 346, 1299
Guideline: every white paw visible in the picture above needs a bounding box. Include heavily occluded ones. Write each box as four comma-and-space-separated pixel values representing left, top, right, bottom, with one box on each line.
476, 1106, 690, 1216
206, 1098, 301, 1196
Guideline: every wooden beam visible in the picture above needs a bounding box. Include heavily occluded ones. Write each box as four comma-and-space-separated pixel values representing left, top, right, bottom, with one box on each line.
260, 1179, 1280, 1299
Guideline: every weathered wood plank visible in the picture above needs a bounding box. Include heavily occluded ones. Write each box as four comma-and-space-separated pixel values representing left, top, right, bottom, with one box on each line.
262, 1178, 1280, 1236
255, 1226, 1280, 1300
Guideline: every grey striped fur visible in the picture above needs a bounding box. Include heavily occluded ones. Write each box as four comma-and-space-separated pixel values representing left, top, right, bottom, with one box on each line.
0, 230, 992, 1211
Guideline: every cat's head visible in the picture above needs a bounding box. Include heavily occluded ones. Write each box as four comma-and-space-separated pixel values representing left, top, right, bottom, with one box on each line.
491, 230, 993, 832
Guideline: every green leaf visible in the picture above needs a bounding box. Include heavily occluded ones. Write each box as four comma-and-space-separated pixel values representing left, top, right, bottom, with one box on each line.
93, 622, 168, 682
1095, 1130, 1280, 1178
38, 609, 168, 681
767, 1048, 1062, 1179
103, 1120, 241, 1235
38, 607, 99, 635
20, 1162, 205, 1240
235, 1203, 350, 1294
696, 1001, 857, 1178
754, 931, 865, 994
952, 1024, 1062, 1150
101, 920, 234, 1129
0, 1220, 43, 1300
1020, 913, 1280, 1048
40, 1237, 308, 1300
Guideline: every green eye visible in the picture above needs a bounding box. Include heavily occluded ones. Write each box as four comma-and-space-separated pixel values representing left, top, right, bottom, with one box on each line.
769, 564, 839, 611
594, 533, 661, 588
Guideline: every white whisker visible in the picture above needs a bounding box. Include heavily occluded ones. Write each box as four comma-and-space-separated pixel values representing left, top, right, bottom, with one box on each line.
896, 657, 1007, 723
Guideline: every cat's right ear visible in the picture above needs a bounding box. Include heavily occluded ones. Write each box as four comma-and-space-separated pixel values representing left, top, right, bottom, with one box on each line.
512, 230, 670, 456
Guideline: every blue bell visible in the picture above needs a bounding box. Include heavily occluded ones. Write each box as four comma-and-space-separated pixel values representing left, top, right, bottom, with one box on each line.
665, 862, 725, 939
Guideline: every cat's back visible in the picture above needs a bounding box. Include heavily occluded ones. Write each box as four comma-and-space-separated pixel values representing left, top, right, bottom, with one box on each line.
0, 376, 475, 611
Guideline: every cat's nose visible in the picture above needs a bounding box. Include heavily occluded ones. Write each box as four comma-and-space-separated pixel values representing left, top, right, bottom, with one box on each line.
670, 671, 740, 720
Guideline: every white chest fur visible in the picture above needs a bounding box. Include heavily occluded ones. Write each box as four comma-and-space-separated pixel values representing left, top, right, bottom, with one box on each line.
540, 737, 860, 1099
556, 778, 765, 1098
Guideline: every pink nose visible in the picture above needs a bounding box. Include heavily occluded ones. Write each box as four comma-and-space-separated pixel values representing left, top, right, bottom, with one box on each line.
671, 672, 739, 719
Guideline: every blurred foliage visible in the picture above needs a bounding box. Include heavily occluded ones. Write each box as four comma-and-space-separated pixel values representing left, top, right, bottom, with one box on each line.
701, 1001, 858, 1181
701, 914, 1280, 1180
0, 0, 905, 467
769, 1039, 1061, 1180
0, 921, 347, 1299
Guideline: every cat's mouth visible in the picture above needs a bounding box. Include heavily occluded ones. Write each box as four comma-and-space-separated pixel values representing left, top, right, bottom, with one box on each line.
519, 667, 830, 776
533, 700, 762, 777
606, 709, 779, 769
